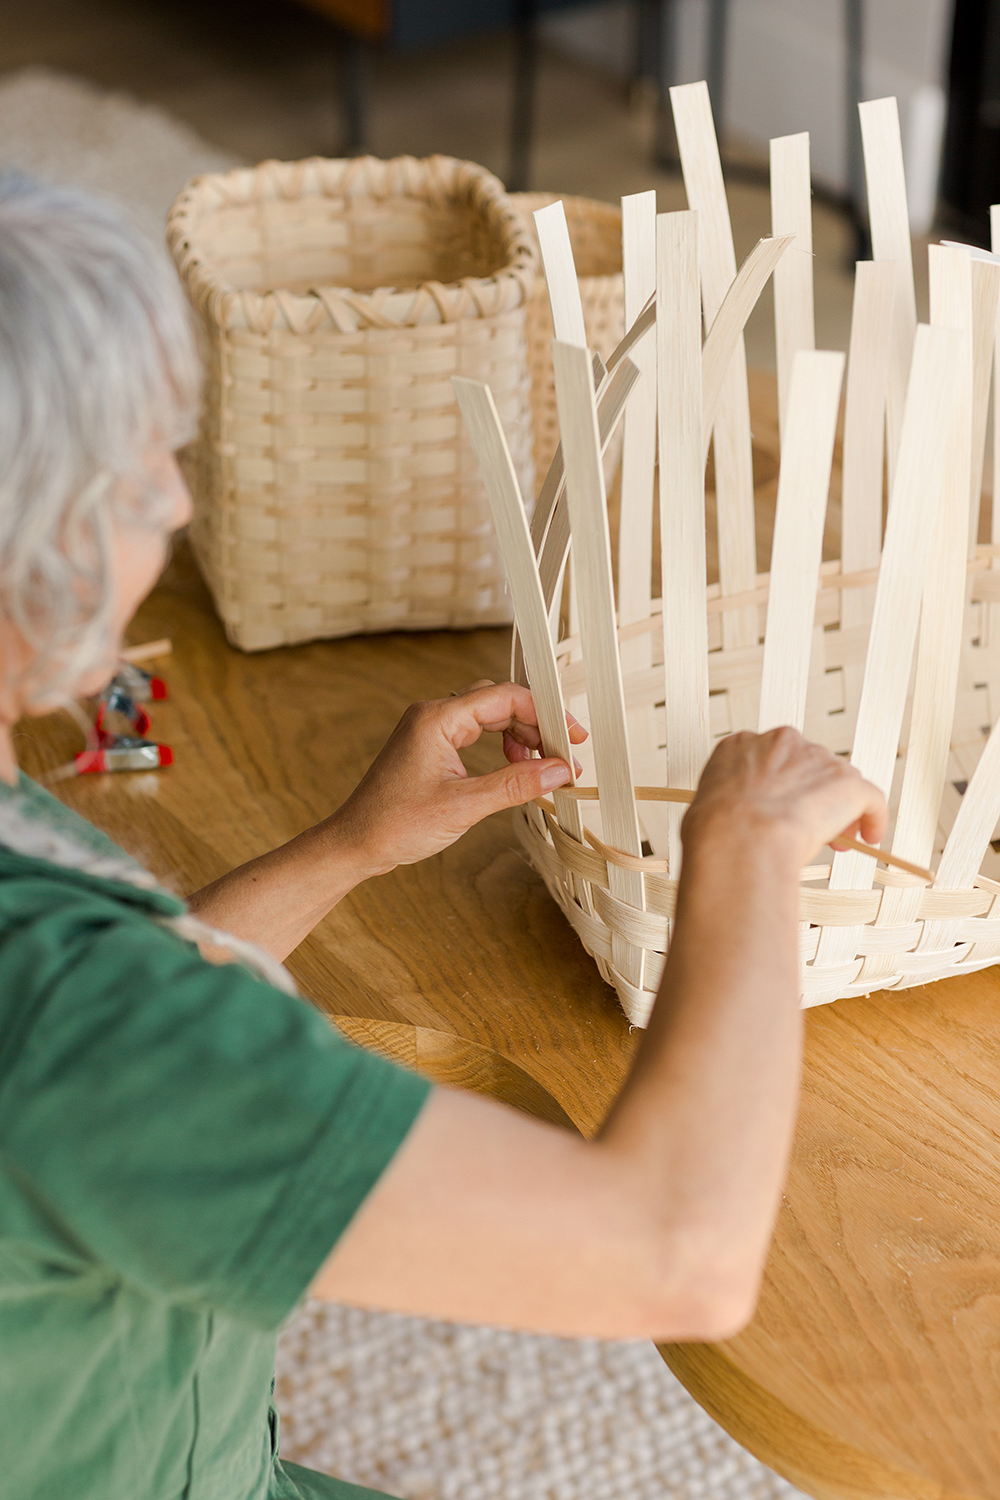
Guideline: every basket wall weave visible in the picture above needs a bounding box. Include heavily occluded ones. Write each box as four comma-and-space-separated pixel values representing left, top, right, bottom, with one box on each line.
457, 98, 1000, 1028
514, 557, 1000, 1026
167, 155, 537, 650
509, 194, 624, 493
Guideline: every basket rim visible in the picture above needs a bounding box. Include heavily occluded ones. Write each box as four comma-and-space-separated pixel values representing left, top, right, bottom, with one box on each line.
166, 152, 537, 335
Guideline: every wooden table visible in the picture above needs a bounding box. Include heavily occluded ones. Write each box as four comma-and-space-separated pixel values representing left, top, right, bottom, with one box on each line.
17, 381, 1000, 1500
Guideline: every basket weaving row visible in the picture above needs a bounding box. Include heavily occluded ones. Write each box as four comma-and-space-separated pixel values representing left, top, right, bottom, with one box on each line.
168, 154, 536, 649
456, 83, 1000, 1025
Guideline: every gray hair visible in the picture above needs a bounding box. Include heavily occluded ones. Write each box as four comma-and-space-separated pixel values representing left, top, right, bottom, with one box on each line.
0, 180, 295, 996
0, 172, 200, 703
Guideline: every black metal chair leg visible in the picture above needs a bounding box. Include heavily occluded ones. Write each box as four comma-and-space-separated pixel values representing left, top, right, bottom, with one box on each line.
650, 0, 678, 167
508, 0, 538, 191
340, 33, 369, 157
706, 0, 729, 137
845, 0, 871, 261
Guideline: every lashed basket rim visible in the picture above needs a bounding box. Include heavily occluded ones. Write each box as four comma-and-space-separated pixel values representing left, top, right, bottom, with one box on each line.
166, 152, 538, 335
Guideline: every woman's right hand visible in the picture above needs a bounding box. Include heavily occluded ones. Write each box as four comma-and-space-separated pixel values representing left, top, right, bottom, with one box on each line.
682, 727, 887, 870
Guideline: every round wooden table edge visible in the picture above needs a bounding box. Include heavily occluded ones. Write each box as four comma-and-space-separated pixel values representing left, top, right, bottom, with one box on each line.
657, 1340, 963, 1500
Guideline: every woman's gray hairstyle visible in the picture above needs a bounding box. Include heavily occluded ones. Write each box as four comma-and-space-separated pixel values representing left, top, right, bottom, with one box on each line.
0, 172, 200, 702
0, 179, 294, 995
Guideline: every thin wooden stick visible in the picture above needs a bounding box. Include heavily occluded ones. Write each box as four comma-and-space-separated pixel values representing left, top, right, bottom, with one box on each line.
657, 210, 709, 872
671, 79, 758, 730
757, 349, 845, 733
859, 97, 917, 488
452, 376, 584, 851
554, 787, 935, 883
121, 638, 172, 662
552, 339, 646, 985
770, 132, 815, 441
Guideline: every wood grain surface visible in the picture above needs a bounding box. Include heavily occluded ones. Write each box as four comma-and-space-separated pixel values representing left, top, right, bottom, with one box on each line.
15, 376, 1000, 1500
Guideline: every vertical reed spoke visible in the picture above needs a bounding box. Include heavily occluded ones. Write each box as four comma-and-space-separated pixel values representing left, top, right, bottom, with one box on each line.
770, 132, 815, 443
757, 350, 845, 734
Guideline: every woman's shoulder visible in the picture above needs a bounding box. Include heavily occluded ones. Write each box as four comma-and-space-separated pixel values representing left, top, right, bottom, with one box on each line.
0, 773, 184, 923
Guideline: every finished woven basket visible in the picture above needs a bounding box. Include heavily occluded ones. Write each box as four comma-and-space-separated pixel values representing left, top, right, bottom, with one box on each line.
456, 84, 1000, 1025
509, 193, 624, 491
167, 154, 536, 650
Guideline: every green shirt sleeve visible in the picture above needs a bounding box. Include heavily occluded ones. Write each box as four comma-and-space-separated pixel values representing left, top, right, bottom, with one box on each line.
0, 887, 431, 1330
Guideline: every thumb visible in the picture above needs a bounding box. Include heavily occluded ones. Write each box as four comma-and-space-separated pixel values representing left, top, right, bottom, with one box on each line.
459, 756, 572, 820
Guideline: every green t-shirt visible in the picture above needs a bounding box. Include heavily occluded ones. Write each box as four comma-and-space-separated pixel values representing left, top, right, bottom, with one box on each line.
0, 774, 431, 1500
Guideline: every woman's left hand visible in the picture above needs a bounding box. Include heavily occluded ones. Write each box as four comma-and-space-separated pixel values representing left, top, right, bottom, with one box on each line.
328, 680, 588, 877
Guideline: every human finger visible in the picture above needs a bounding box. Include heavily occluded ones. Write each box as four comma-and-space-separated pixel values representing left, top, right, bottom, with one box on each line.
452, 755, 573, 822
448, 682, 588, 748
501, 728, 582, 776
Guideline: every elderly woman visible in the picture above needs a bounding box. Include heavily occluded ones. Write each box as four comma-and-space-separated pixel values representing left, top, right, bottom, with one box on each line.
0, 173, 884, 1500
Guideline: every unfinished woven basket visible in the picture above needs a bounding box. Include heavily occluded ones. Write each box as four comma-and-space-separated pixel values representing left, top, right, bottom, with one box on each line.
167, 154, 536, 650
456, 84, 1000, 1025
509, 193, 624, 491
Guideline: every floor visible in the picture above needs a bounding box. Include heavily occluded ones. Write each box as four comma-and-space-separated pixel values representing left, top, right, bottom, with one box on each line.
0, 0, 866, 368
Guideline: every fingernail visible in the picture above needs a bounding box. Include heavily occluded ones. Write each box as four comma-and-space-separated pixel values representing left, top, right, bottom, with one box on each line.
573, 758, 583, 775
540, 762, 571, 790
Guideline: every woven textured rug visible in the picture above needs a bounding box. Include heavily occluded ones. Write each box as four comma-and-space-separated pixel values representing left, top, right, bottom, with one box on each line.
0, 65, 809, 1500
276, 1303, 807, 1500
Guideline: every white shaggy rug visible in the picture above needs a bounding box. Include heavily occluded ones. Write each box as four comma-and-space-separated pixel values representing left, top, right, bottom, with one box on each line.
0, 64, 809, 1500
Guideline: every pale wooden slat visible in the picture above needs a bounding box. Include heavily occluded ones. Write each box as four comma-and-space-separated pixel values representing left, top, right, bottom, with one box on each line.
618, 190, 657, 607
670, 79, 758, 729
969, 258, 1000, 557
452, 376, 584, 852
513, 358, 640, 688
853, 250, 977, 986
532, 200, 587, 348
513, 357, 640, 689
809, 324, 963, 987
934, 723, 1000, 892
657, 211, 709, 871
757, 350, 845, 733
618, 191, 665, 853
838, 261, 897, 522
986, 209, 1000, 660
769, 132, 816, 441
700, 234, 793, 457
530, 338, 643, 561
839, 260, 895, 727
618, 193, 657, 634
893, 246, 973, 866
552, 339, 646, 987
532, 201, 589, 705
859, 97, 917, 487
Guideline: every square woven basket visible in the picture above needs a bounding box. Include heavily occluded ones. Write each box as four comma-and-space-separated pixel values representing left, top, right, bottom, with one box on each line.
167, 154, 536, 650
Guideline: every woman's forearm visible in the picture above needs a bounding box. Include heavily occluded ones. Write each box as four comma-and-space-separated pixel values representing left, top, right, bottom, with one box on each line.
186, 816, 387, 960
311, 728, 884, 1339
184, 683, 584, 962
596, 820, 803, 1322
